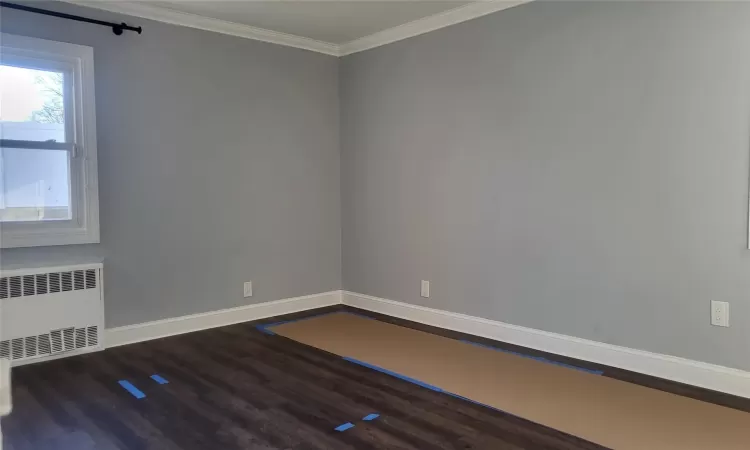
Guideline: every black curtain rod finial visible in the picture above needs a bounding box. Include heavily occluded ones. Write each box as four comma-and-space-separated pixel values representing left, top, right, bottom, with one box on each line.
112, 22, 143, 35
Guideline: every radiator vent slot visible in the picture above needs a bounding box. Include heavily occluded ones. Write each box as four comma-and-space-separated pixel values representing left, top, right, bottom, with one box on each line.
25, 336, 37, 358
0, 326, 100, 362
74, 271, 84, 290
49, 272, 60, 292
63, 328, 74, 351
75, 328, 87, 349
87, 326, 98, 346
38, 335, 51, 355
85, 269, 96, 289
50, 329, 63, 353
0, 269, 98, 299
11, 338, 23, 360
61, 272, 73, 292
9, 276, 22, 298
22, 275, 35, 296
36, 274, 48, 295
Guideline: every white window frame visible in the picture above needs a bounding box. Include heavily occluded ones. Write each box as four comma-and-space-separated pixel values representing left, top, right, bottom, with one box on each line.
0, 33, 100, 248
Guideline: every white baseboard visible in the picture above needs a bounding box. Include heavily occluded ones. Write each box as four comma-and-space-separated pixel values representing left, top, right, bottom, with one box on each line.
105, 290, 342, 348
342, 291, 750, 399
103, 288, 750, 399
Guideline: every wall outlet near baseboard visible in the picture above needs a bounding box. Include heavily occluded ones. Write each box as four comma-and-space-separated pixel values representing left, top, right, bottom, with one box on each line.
243, 281, 253, 298
711, 301, 729, 327
421, 280, 430, 298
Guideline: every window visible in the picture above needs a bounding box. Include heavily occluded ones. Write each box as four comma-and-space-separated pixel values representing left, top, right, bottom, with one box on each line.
0, 34, 99, 248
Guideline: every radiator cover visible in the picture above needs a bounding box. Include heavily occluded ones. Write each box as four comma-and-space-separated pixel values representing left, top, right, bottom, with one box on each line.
0, 263, 104, 365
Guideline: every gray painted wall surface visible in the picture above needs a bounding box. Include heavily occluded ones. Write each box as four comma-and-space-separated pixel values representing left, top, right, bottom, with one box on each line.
0, 2, 342, 327
341, 1, 750, 370
3, 1, 750, 371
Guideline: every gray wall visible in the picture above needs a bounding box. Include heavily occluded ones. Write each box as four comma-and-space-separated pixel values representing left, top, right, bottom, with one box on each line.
0, 2, 342, 328
3, 0, 749, 371
341, 1, 750, 370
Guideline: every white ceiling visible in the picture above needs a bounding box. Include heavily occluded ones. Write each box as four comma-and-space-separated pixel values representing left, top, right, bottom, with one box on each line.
69, 1, 530, 55
154, 1, 470, 44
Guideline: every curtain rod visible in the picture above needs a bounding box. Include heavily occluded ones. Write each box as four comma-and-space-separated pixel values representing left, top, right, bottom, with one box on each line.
0, 2, 142, 35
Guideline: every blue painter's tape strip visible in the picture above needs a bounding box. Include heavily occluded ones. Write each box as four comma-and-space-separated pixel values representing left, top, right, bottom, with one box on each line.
334, 422, 355, 432
541, 359, 604, 375
258, 311, 376, 336
445, 392, 503, 413
255, 324, 276, 335
118, 380, 145, 399
266, 313, 340, 329
343, 357, 444, 392
362, 413, 379, 421
256, 313, 338, 335
151, 375, 169, 385
341, 357, 529, 420
460, 340, 604, 375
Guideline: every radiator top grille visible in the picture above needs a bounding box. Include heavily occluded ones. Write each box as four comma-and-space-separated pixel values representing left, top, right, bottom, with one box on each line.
0, 269, 98, 299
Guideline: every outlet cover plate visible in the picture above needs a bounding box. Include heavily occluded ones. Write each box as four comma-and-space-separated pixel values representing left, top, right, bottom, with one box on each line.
421, 280, 430, 298
711, 301, 729, 327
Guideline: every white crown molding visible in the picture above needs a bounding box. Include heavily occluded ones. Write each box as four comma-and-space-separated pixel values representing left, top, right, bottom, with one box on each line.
342, 291, 750, 399
338, 0, 532, 56
64, 1, 533, 57
64, 1, 341, 56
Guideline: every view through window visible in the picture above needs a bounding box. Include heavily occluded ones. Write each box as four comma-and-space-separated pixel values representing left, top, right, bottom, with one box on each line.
0, 64, 71, 222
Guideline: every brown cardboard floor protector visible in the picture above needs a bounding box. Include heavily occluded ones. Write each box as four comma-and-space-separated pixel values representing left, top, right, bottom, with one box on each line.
270, 312, 750, 450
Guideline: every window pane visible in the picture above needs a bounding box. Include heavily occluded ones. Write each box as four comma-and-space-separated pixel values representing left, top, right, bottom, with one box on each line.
0, 65, 66, 142
0, 147, 71, 222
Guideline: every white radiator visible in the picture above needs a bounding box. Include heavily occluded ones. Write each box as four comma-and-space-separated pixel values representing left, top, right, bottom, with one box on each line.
0, 263, 104, 365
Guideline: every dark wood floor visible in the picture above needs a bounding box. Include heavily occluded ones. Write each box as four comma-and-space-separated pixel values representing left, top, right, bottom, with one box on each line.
3, 305, 749, 449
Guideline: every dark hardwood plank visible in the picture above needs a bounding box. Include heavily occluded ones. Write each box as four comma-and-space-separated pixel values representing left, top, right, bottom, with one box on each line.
3, 305, 608, 449
6, 303, 750, 449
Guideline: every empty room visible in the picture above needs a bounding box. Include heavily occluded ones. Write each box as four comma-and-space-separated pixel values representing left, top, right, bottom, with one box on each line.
1, 0, 750, 448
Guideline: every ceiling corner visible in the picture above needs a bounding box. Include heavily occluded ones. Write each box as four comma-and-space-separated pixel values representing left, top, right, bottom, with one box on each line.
339, 0, 532, 56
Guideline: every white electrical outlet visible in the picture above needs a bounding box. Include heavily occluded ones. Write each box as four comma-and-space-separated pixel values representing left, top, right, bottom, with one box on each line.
711, 301, 729, 327
421, 280, 430, 298
243, 281, 253, 298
